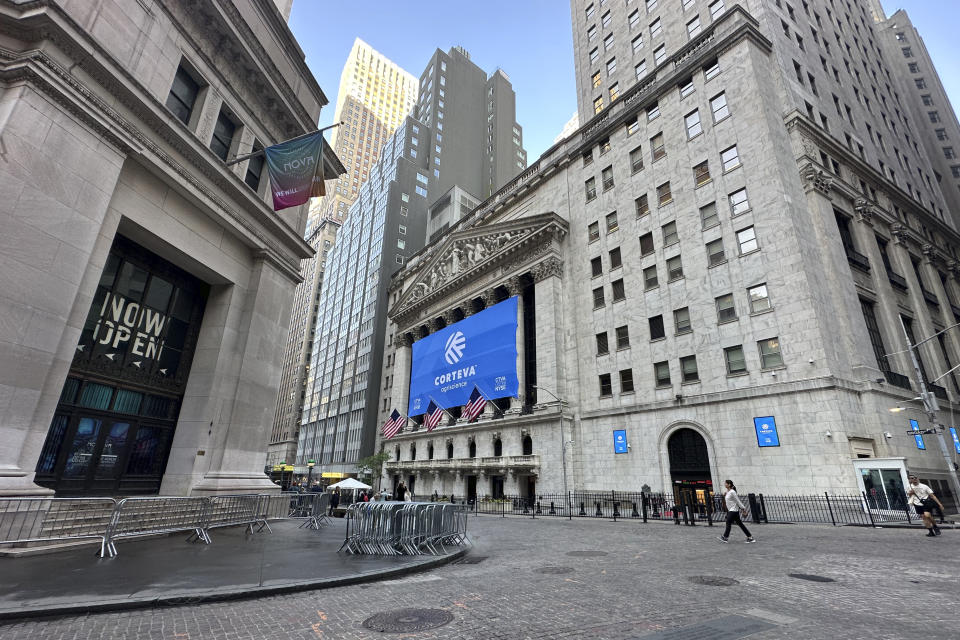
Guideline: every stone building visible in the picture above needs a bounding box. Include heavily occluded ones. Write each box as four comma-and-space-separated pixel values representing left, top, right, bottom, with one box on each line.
379, 0, 960, 507
0, 0, 343, 496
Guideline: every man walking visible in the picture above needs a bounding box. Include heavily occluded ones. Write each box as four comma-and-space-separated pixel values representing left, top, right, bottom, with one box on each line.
906, 474, 944, 537
717, 479, 756, 544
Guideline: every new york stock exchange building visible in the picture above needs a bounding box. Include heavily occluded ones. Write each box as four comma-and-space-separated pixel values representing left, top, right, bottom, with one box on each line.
0, 0, 342, 496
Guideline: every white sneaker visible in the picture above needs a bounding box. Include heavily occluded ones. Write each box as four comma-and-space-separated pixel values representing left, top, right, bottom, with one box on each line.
745, 537, 756, 544
717, 536, 729, 543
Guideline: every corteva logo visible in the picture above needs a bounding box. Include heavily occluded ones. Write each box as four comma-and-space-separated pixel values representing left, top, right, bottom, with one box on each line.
444, 331, 466, 364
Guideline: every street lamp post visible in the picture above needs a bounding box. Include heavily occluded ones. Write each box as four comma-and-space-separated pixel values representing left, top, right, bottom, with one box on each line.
307, 459, 315, 488
533, 385, 571, 518
896, 317, 960, 506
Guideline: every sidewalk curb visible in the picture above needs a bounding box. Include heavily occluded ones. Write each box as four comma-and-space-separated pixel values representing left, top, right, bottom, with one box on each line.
0, 547, 467, 622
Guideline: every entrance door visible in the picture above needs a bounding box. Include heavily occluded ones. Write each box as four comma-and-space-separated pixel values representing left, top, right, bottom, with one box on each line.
466, 475, 477, 503
490, 475, 504, 499
56, 416, 133, 495
860, 468, 906, 510
668, 428, 713, 502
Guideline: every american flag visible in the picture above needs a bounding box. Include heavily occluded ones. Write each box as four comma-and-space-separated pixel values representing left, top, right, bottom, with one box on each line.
381, 409, 404, 439
424, 400, 444, 431
462, 386, 486, 422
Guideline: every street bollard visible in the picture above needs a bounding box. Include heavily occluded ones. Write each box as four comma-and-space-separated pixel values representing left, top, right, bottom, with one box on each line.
758, 494, 769, 523
549, 501, 556, 515
747, 493, 761, 524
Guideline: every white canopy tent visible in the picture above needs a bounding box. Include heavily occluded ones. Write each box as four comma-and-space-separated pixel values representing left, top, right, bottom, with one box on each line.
328, 477, 371, 490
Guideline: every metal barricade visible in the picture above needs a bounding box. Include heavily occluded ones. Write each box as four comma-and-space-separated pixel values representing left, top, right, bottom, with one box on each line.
0, 497, 117, 556
103, 496, 208, 557
340, 502, 470, 556
204, 494, 268, 537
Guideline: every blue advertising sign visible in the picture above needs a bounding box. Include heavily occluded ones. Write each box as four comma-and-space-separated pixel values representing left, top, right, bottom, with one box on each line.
408, 296, 519, 416
950, 427, 960, 455
910, 419, 926, 450
613, 430, 628, 454
754, 416, 780, 447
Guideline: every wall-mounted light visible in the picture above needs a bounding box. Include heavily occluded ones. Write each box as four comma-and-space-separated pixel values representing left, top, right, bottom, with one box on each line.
824, 430, 832, 437
884, 432, 893, 439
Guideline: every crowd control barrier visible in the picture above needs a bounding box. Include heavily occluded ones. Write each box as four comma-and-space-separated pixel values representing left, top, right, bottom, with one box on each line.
0, 497, 117, 556
340, 501, 469, 556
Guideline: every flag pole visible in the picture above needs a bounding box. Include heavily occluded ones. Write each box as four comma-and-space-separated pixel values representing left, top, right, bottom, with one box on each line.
225, 121, 344, 166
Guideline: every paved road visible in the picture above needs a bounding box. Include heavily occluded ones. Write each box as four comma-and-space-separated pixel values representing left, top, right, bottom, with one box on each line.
1, 515, 957, 639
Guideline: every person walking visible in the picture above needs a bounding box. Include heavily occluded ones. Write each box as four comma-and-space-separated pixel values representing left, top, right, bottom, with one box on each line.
906, 474, 944, 537
328, 488, 340, 516
717, 480, 756, 543
395, 482, 407, 502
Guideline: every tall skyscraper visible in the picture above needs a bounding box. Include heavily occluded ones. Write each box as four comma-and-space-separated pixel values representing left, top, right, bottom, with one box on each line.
296, 47, 526, 478
377, 0, 960, 506
309, 39, 418, 225
267, 218, 340, 471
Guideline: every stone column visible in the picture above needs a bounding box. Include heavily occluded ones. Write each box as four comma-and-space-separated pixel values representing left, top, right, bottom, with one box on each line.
505, 276, 524, 415
920, 245, 956, 399
0, 86, 126, 495
531, 257, 565, 404
392, 333, 413, 418
163, 255, 296, 495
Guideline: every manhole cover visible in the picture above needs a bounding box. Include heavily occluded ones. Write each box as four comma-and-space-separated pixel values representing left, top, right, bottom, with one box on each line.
566, 550, 608, 557
688, 575, 739, 587
788, 573, 835, 583
535, 566, 575, 574
453, 555, 488, 565
362, 608, 453, 633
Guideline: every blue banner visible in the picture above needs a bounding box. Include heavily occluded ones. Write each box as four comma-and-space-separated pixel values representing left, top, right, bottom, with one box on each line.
613, 430, 628, 454
910, 419, 925, 450
950, 427, 960, 455
408, 297, 518, 416
754, 416, 780, 447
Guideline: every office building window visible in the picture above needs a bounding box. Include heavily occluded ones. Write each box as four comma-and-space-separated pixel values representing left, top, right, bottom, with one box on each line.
649, 314, 665, 340
654, 45, 666, 66
704, 59, 720, 80
680, 355, 699, 382
596, 332, 609, 356
612, 278, 626, 301
593, 286, 605, 308
609, 247, 622, 269
630, 146, 644, 173
639, 232, 654, 256
674, 307, 692, 334
629, 10, 640, 29
592, 71, 602, 88
599, 373, 612, 397
635, 60, 648, 80
725, 345, 746, 374
654, 361, 671, 387
687, 16, 702, 38
706, 238, 725, 266
721, 145, 741, 171
626, 119, 639, 137
636, 194, 650, 217
588, 221, 600, 242
602, 165, 614, 190
591, 256, 603, 278
632, 34, 644, 54
604, 33, 614, 51
602, 10, 611, 27
662, 220, 678, 245
650, 18, 662, 39
709, 0, 725, 20
667, 255, 683, 281
643, 265, 659, 289
716, 293, 737, 322
711, 92, 729, 121
758, 337, 783, 368
729, 188, 750, 215
244, 142, 264, 191
700, 202, 719, 229
748, 283, 771, 312
620, 369, 635, 393
679, 79, 695, 99
651, 132, 665, 161
609, 82, 620, 102
860, 299, 890, 372
606, 211, 619, 233
647, 102, 661, 121
657, 181, 672, 206
607, 57, 617, 75
616, 325, 630, 349
694, 161, 711, 186
210, 108, 236, 161
594, 95, 604, 114
686, 110, 703, 138
166, 64, 200, 125
585, 177, 597, 201
737, 226, 758, 254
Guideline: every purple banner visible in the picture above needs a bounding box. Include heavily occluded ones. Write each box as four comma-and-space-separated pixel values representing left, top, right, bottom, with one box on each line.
264, 131, 326, 211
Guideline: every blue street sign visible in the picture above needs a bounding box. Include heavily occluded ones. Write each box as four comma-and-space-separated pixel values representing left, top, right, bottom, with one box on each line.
613, 429, 628, 454
950, 427, 960, 455
754, 416, 780, 447
910, 419, 926, 450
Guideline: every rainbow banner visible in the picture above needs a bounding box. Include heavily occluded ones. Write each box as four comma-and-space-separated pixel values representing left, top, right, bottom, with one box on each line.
264, 132, 326, 211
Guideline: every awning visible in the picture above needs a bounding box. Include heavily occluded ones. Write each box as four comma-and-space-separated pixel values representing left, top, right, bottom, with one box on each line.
272, 464, 295, 472
321, 472, 348, 479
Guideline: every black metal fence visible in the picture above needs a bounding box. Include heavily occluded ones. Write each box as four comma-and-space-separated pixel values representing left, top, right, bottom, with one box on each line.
427, 491, 935, 527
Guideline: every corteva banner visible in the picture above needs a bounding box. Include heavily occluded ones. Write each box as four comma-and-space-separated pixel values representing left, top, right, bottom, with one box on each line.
408, 296, 519, 416
264, 131, 326, 211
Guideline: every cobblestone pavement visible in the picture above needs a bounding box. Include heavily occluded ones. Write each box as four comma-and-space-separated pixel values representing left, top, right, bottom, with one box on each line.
1, 515, 958, 639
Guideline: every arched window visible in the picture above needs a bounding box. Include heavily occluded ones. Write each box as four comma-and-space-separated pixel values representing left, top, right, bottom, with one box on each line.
446, 442, 454, 459
410, 444, 417, 461
428, 443, 434, 460
469, 440, 477, 458
493, 438, 502, 457
395, 446, 400, 461
522, 435, 533, 455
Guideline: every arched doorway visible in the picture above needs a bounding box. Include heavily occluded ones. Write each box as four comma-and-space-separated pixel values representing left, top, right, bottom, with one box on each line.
667, 428, 713, 500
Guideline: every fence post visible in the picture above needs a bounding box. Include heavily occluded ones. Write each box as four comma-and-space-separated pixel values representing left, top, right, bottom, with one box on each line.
641, 492, 648, 523
706, 492, 713, 527
747, 493, 761, 523
568, 491, 572, 521
862, 491, 877, 528
824, 493, 836, 526
502, 499, 505, 518
758, 494, 768, 523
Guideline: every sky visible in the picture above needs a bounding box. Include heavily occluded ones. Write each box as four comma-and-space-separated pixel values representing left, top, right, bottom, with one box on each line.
288, 0, 959, 163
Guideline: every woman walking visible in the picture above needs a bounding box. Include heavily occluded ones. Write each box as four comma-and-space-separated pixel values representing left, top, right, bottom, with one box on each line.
717, 480, 756, 544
